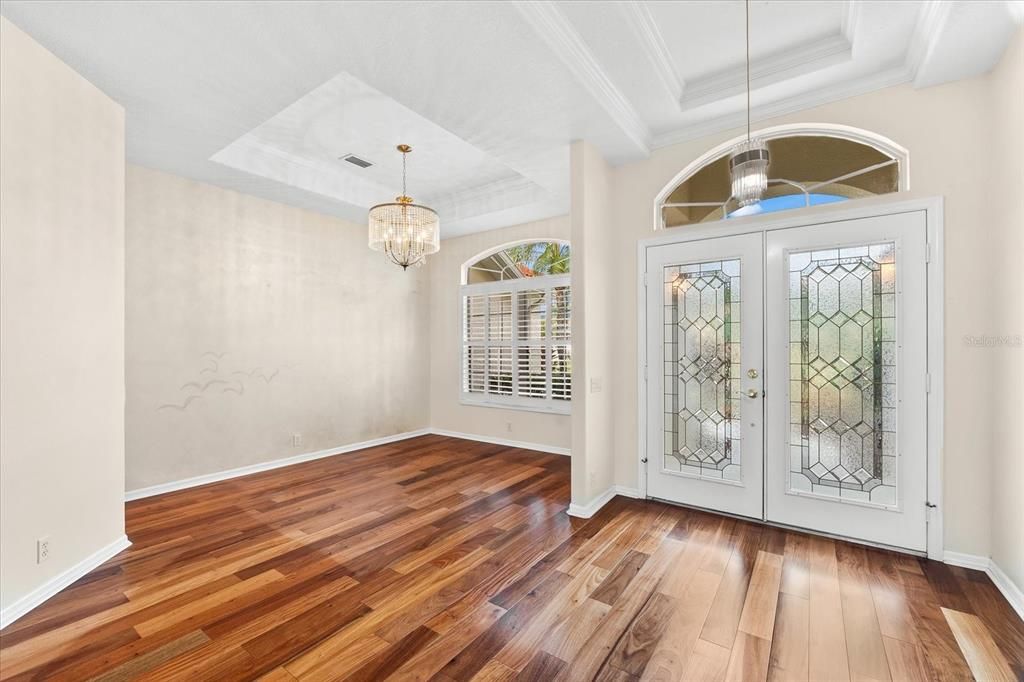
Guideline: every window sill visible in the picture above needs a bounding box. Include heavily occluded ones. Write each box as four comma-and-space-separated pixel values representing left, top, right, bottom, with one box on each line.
460, 397, 571, 416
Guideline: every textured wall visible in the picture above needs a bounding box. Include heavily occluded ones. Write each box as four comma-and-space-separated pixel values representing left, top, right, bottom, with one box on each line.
428, 215, 571, 450
125, 165, 429, 491
0, 17, 125, 614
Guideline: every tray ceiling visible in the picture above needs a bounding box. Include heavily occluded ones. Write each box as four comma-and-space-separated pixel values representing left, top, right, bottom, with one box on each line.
1, 0, 1018, 237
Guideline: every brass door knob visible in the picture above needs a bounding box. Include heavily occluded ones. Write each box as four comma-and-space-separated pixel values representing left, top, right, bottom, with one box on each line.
747, 368, 759, 379
746, 389, 759, 398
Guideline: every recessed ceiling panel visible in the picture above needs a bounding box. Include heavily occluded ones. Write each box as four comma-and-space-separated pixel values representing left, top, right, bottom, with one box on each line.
647, 0, 846, 80
211, 71, 536, 212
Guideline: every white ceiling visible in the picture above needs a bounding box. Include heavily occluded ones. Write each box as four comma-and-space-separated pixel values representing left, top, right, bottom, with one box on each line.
2, 1, 1020, 238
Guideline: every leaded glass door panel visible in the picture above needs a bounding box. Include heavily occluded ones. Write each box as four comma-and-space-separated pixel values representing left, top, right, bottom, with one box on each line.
765, 211, 928, 551
645, 233, 764, 520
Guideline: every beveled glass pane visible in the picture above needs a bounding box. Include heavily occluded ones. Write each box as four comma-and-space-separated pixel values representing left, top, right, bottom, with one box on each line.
788, 243, 897, 506
663, 259, 742, 481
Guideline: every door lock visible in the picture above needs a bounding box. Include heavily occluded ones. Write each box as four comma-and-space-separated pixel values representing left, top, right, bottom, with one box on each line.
747, 368, 759, 379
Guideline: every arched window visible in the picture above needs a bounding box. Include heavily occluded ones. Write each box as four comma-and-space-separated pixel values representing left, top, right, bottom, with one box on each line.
657, 125, 907, 228
461, 241, 571, 413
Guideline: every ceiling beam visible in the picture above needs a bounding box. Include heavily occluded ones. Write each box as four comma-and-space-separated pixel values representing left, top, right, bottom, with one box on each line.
618, 0, 684, 104
905, 0, 954, 86
512, 0, 651, 157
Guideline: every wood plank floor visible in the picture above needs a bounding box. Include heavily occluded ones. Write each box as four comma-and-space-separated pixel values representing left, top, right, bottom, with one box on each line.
1, 434, 1021, 681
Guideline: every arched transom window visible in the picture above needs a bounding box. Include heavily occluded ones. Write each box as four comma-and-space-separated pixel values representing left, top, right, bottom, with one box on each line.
461, 241, 571, 413
660, 128, 906, 228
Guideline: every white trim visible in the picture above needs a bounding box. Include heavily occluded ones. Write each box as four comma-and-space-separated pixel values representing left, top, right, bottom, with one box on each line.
614, 485, 642, 499
429, 428, 570, 457
943, 552, 1024, 621
637, 194, 944, 558
511, 0, 650, 155
943, 551, 991, 571
906, 0, 954, 87
458, 398, 571, 416
125, 428, 570, 503
619, 0, 684, 103
680, 34, 853, 112
567, 486, 642, 518
988, 560, 1024, 621
652, 123, 911, 230
568, 486, 617, 518
650, 67, 916, 150
461, 238, 570, 285
924, 199, 945, 560
125, 429, 430, 501
0, 534, 131, 629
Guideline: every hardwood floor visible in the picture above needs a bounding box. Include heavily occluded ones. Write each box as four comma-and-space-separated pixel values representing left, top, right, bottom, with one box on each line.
1, 434, 1021, 681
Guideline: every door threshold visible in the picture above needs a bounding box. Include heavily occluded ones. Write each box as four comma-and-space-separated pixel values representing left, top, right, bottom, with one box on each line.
647, 496, 927, 558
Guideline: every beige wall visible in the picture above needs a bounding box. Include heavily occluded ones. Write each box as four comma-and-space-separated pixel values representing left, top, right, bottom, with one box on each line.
126, 165, 429, 491
570, 140, 617, 505
0, 17, 126, 614
987, 29, 1024, 589
427, 215, 571, 450
607, 75, 1002, 557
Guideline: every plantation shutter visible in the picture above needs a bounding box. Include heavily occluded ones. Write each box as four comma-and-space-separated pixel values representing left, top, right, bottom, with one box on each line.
461, 275, 571, 411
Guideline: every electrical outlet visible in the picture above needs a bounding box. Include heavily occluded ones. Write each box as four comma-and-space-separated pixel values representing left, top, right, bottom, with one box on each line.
37, 537, 50, 564
292, 433, 302, 448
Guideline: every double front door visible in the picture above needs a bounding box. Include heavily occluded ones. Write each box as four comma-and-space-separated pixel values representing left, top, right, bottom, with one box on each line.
644, 210, 929, 552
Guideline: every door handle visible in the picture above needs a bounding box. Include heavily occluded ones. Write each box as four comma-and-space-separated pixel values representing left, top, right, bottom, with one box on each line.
746, 389, 759, 398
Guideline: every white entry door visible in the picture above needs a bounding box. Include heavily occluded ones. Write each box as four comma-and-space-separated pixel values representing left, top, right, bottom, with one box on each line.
764, 211, 929, 551
644, 210, 930, 552
645, 232, 764, 520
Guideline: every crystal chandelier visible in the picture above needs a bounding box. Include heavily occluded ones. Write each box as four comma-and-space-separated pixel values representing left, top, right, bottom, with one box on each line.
728, 0, 769, 208
368, 144, 440, 269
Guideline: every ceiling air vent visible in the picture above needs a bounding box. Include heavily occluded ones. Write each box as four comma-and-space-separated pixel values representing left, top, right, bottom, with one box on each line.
339, 153, 373, 169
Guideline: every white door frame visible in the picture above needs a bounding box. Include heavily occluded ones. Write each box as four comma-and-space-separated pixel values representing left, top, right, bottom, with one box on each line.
636, 193, 945, 559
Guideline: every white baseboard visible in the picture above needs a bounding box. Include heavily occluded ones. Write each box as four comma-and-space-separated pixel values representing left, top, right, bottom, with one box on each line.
428, 429, 570, 457
567, 485, 644, 518
943, 551, 1024, 621
614, 485, 642, 499
942, 551, 991, 571
568, 486, 617, 518
126, 427, 570, 502
125, 428, 431, 501
987, 560, 1024, 621
0, 534, 131, 629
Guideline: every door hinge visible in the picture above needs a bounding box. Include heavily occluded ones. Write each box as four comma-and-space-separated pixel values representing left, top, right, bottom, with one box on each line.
643, 364, 648, 383
926, 373, 932, 394
925, 243, 933, 263
643, 271, 650, 288
641, 458, 649, 464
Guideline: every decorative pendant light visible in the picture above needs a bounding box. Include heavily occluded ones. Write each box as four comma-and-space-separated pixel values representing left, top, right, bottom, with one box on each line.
368, 144, 440, 269
728, 0, 769, 208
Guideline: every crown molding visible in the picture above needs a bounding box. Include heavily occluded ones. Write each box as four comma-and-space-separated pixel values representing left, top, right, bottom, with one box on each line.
1009, 0, 1024, 25
841, 0, 862, 46
619, 0, 684, 103
680, 32, 853, 112
512, 0, 650, 156
652, 62, 914, 149
906, 0, 954, 86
